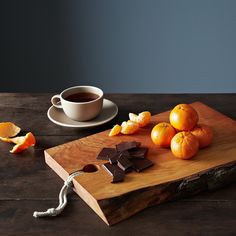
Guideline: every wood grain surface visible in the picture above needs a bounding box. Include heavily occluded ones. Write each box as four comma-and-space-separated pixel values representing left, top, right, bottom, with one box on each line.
0, 93, 236, 235
45, 102, 236, 225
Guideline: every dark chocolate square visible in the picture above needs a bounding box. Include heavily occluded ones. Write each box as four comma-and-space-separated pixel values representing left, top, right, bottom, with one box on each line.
109, 152, 121, 164
130, 158, 153, 172
117, 154, 133, 172
116, 141, 141, 152
97, 148, 117, 160
120, 150, 131, 158
128, 147, 148, 159
102, 163, 125, 183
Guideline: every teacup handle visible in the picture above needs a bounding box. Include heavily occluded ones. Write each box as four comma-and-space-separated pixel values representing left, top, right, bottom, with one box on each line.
51, 95, 63, 109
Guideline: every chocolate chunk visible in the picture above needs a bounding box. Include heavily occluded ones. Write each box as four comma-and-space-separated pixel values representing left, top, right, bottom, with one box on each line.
109, 152, 121, 164
112, 169, 125, 183
130, 158, 153, 172
128, 147, 148, 159
120, 150, 131, 158
97, 148, 117, 160
117, 154, 133, 172
108, 150, 130, 164
116, 141, 141, 152
102, 163, 125, 183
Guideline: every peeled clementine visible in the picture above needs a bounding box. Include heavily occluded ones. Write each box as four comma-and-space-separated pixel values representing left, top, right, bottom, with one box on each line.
121, 120, 139, 134
169, 104, 198, 131
191, 124, 213, 148
129, 111, 151, 127
170, 131, 199, 159
151, 122, 176, 148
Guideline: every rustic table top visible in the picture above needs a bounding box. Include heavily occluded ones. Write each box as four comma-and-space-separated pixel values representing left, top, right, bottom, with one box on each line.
0, 93, 235, 236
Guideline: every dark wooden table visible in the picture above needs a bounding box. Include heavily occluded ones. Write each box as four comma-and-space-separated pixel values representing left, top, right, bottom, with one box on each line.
0, 93, 235, 236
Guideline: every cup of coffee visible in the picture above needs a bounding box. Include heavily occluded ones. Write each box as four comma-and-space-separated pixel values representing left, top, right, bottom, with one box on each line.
51, 86, 103, 121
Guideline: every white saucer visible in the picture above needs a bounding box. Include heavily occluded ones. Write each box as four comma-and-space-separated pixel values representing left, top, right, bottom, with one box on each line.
47, 99, 118, 128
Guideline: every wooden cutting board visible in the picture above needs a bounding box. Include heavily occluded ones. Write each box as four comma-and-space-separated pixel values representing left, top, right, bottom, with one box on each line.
44, 102, 236, 225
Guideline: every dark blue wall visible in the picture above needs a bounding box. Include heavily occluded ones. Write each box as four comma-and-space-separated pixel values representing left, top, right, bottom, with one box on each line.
1, 0, 236, 92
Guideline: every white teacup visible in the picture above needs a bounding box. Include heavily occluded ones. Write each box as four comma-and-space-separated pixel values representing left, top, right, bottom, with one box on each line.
51, 86, 104, 121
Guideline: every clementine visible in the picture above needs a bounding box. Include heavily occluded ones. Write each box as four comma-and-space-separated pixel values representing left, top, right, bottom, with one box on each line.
151, 122, 176, 148
191, 124, 213, 148
169, 104, 198, 131
170, 131, 199, 159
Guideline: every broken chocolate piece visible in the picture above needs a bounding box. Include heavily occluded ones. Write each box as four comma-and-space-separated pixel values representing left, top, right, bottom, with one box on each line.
117, 154, 133, 172
99, 142, 152, 183
116, 141, 141, 152
102, 163, 125, 183
128, 147, 148, 159
130, 158, 153, 172
109, 152, 121, 164
120, 150, 131, 158
112, 169, 125, 183
97, 148, 117, 160
108, 151, 130, 164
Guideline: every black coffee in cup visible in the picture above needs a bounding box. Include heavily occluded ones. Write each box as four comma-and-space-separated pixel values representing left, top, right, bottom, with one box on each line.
51, 86, 103, 121
65, 92, 99, 103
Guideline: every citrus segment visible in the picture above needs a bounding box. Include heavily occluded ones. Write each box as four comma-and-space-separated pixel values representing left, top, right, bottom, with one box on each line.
121, 120, 139, 134
109, 124, 121, 137
129, 111, 151, 127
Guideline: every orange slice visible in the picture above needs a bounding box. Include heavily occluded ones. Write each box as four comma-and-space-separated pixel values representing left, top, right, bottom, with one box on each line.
121, 120, 139, 134
0, 122, 21, 138
129, 111, 151, 127
109, 124, 121, 136
138, 111, 151, 127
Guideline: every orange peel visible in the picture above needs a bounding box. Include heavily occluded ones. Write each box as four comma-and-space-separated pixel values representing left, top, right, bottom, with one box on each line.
6, 132, 36, 154
0, 122, 21, 138
0, 136, 25, 144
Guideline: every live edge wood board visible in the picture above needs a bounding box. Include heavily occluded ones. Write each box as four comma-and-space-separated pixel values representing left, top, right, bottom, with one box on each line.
44, 102, 236, 226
